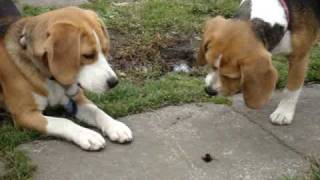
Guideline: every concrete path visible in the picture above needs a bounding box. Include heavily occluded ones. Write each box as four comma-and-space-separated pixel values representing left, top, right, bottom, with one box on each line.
20, 85, 320, 180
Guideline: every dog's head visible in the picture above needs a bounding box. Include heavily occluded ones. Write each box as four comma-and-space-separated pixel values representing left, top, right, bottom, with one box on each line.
20, 7, 118, 94
197, 16, 278, 109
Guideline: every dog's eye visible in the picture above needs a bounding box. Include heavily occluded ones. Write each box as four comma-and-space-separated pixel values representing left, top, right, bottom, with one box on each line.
82, 53, 96, 60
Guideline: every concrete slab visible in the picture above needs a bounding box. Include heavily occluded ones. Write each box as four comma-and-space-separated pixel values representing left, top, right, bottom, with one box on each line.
20, 103, 308, 180
15, 0, 88, 8
232, 84, 320, 158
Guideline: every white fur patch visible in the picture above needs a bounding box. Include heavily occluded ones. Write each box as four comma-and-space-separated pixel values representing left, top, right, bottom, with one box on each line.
214, 55, 222, 68
33, 93, 48, 111
45, 116, 106, 150
205, 71, 221, 91
33, 80, 69, 111
270, 88, 302, 125
249, 0, 288, 27
271, 31, 292, 55
205, 55, 222, 90
76, 103, 133, 143
78, 31, 117, 94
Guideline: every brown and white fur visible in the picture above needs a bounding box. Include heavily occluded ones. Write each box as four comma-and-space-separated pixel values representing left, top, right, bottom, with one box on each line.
0, 7, 132, 151
197, 0, 320, 125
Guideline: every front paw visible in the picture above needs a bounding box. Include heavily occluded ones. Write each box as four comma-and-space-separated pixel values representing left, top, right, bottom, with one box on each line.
102, 120, 133, 143
270, 108, 294, 125
72, 127, 106, 150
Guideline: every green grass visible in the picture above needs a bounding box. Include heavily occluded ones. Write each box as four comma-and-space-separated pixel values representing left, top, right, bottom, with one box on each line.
88, 73, 231, 118
274, 44, 320, 88
0, 121, 38, 180
283, 158, 320, 180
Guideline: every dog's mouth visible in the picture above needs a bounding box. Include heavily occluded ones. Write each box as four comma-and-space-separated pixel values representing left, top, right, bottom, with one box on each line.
204, 87, 218, 96
204, 86, 241, 97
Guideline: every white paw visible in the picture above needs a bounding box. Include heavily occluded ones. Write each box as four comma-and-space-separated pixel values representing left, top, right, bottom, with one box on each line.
72, 127, 106, 150
102, 120, 133, 143
270, 108, 294, 125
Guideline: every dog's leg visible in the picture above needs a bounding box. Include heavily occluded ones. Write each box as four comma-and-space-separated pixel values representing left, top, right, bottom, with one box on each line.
15, 111, 106, 150
270, 87, 302, 125
45, 116, 106, 150
270, 27, 317, 125
74, 91, 133, 143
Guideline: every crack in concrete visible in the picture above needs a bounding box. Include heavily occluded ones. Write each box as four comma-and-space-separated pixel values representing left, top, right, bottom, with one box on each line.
230, 107, 307, 159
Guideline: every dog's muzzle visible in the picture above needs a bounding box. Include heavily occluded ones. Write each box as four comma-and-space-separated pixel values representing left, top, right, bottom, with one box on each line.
204, 86, 218, 96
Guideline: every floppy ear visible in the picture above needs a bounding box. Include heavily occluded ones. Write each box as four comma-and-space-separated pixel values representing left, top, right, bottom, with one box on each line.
197, 38, 210, 66
45, 22, 81, 85
241, 51, 278, 109
197, 16, 226, 66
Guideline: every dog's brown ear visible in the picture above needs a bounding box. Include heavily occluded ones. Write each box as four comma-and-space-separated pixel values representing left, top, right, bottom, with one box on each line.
241, 50, 278, 109
197, 16, 226, 66
197, 38, 210, 66
45, 22, 81, 85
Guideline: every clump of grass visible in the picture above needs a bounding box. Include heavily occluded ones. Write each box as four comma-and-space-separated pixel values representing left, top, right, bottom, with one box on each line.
308, 45, 320, 83
88, 73, 231, 117
22, 5, 54, 16
308, 158, 320, 180
273, 44, 320, 88
273, 55, 288, 88
0, 121, 38, 180
283, 158, 320, 180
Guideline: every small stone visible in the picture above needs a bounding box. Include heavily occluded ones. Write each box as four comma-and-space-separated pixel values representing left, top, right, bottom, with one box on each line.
202, 153, 213, 163
118, 71, 127, 77
173, 63, 191, 73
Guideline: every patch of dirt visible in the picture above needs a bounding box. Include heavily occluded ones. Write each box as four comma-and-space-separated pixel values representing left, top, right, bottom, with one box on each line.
109, 30, 200, 74
160, 35, 199, 68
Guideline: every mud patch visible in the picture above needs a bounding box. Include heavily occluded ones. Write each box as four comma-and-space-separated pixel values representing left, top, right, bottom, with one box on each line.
109, 31, 200, 75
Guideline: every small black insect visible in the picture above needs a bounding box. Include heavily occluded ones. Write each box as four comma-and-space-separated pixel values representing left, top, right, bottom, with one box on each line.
202, 153, 213, 163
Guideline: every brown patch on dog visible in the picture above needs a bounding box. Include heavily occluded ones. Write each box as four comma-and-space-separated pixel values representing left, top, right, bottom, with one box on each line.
240, 50, 278, 109
4, 18, 49, 96
46, 22, 81, 85
286, 7, 319, 91
197, 16, 228, 66
0, 39, 47, 132
198, 17, 278, 109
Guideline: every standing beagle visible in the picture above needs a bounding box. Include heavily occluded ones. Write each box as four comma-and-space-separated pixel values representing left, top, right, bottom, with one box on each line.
198, 0, 320, 125
1, 7, 133, 150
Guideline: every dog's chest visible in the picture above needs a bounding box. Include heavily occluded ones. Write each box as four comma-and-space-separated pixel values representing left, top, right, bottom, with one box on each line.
33, 80, 68, 111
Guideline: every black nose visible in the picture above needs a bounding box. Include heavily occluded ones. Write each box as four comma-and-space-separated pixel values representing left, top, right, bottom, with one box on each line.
107, 78, 119, 89
204, 87, 218, 96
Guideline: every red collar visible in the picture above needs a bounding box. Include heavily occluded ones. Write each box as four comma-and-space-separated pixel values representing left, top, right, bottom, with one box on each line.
279, 0, 290, 23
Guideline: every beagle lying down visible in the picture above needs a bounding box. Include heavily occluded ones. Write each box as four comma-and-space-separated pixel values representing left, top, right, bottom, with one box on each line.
198, 0, 320, 125
0, 7, 132, 150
